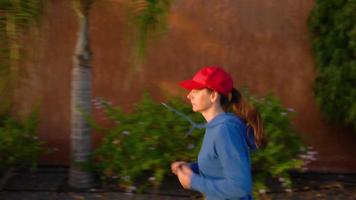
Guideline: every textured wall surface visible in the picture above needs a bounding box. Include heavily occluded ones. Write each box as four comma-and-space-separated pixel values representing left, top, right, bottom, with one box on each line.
14, 0, 356, 172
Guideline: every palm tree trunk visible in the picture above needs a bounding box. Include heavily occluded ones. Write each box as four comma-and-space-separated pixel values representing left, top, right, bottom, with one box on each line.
68, 3, 93, 188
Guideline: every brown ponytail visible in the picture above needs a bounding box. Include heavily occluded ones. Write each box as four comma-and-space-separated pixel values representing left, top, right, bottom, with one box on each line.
220, 88, 267, 149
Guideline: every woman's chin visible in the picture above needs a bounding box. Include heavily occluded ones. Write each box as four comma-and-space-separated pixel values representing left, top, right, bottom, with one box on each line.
192, 107, 200, 112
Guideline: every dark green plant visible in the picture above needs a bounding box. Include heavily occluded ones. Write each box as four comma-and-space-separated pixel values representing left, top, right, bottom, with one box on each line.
308, 0, 356, 131
0, 0, 45, 172
0, 108, 46, 170
88, 91, 306, 195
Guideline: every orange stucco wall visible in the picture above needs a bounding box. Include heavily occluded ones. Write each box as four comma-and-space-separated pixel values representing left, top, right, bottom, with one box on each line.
13, 0, 356, 172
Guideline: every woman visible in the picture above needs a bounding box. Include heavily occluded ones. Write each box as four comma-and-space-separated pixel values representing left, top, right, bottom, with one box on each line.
171, 66, 266, 200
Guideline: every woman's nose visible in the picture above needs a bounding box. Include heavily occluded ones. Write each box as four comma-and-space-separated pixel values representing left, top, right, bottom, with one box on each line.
187, 91, 192, 99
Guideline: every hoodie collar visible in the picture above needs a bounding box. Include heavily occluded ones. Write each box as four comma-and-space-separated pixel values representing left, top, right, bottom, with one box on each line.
205, 112, 257, 150
205, 112, 233, 128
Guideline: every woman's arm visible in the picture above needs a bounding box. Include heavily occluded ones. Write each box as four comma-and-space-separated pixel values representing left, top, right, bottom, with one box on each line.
171, 161, 199, 175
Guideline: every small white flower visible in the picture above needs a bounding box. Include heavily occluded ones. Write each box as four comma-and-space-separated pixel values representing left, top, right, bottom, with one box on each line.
298, 154, 308, 159
122, 176, 131, 181
32, 136, 39, 140
112, 139, 120, 145
284, 188, 293, 193
307, 150, 318, 155
258, 189, 266, 194
122, 131, 130, 135
127, 186, 136, 192
148, 177, 156, 182
287, 108, 295, 112
307, 146, 314, 150
278, 177, 285, 182
309, 156, 317, 161
186, 144, 195, 150
280, 112, 288, 116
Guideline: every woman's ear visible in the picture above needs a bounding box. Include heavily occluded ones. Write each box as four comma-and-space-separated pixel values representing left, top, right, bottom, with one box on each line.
210, 91, 220, 103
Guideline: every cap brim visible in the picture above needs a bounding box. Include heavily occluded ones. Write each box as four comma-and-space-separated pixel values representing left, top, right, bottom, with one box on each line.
179, 80, 206, 90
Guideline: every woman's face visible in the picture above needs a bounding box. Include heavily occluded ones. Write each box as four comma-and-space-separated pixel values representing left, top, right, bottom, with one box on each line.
187, 88, 213, 113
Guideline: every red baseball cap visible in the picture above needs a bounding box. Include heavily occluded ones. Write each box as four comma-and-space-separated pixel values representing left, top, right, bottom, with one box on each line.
179, 66, 233, 95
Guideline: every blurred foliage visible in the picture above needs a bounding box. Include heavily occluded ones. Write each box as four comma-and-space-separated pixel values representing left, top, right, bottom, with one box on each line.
243, 90, 308, 197
71, 0, 93, 17
125, 0, 174, 71
308, 0, 356, 131
0, 0, 44, 172
0, 108, 47, 170
0, 0, 44, 114
126, 0, 173, 56
87, 93, 204, 191
88, 91, 306, 195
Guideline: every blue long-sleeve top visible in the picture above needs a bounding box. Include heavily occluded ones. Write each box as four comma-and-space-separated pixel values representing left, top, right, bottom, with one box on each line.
190, 112, 256, 200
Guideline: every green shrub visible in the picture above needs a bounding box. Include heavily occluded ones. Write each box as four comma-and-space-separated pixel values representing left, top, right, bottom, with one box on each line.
308, 0, 356, 131
89, 91, 306, 195
244, 91, 308, 196
0, 109, 46, 170
89, 93, 204, 190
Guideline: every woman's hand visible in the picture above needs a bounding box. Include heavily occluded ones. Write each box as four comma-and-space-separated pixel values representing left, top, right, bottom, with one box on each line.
171, 161, 186, 175
176, 164, 193, 189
